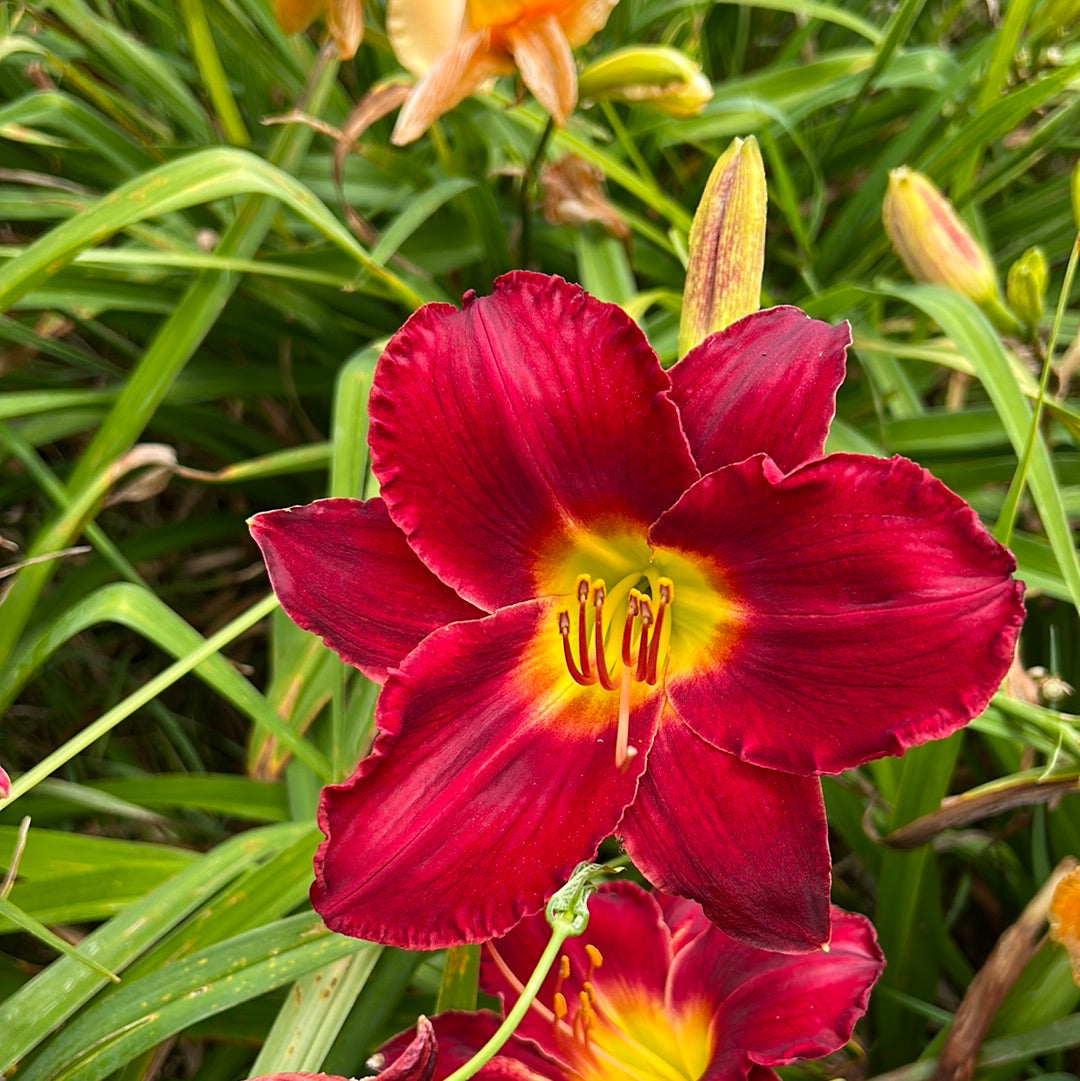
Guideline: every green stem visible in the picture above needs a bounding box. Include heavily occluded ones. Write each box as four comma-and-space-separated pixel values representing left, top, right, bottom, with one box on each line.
0, 593, 301, 807
441, 922, 573, 1081
179, 0, 250, 146
520, 117, 554, 266
994, 231, 1080, 545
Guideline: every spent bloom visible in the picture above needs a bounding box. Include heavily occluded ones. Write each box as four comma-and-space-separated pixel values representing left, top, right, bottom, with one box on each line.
250, 1016, 436, 1081
377, 882, 885, 1081
251, 271, 1023, 953
272, 0, 363, 59
386, 0, 618, 144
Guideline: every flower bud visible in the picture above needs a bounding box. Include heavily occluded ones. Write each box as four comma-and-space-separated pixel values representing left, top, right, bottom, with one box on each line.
1006, 247, 1048, 330
578, 46, 713, 118
883, 167, 1000, 307
678, 136, 766, 356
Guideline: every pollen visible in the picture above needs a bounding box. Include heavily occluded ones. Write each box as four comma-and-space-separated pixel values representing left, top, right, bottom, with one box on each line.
556, 573, 674, 769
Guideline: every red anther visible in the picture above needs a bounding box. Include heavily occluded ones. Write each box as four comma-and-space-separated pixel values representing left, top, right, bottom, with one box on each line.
593, 584, 619, 691
634, 599, 652, 683
621, 591, 640, 666
646, 580, 672, 685
576, 576, 592, 679
559, 611, 593, 686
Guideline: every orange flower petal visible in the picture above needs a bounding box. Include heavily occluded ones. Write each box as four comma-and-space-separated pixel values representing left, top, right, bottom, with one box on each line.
327, 0, 364, 59
505, 14, 576, 125
1049, 867, 1080, 984
557, 0, 619, 47
392, 30, 510, 144
273, 0, 324, 34
388, 0, 468, 76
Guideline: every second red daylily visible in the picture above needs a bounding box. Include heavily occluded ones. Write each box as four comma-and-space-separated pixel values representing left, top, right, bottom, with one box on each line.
251, 271, 1023, 954
377, 882, 884, 1081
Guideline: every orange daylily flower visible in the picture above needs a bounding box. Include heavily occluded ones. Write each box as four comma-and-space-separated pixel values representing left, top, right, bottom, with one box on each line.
387, 0, 619, 144
273, 0, 363, 60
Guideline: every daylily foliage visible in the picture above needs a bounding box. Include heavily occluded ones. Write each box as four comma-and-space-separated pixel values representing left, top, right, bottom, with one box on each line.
251, 272, 1023, 954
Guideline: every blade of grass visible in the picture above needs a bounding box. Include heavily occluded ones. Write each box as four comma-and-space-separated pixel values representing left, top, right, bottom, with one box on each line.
0, 591, 332, 806
871, 283, 1080, 612
0, 821, 309, 1070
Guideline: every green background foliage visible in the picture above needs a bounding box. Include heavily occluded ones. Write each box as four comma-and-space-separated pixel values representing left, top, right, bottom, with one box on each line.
0, 0, 1079, 1076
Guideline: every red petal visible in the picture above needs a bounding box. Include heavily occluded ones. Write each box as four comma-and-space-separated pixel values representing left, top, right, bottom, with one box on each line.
670, 908, 883, 1070
369, 272, 698, 610
480, 881, 672, 1063
379, 1013, 562, 1081
655, 454, 1024, 775
620, 718, 830, 953
669, 307, 850, 475
311, 600, 661, 948
250, 498, 484, 684
253, 1016, 437, 1081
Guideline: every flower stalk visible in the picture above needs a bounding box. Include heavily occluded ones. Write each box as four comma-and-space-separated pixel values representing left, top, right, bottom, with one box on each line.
438, 864, 600, 1081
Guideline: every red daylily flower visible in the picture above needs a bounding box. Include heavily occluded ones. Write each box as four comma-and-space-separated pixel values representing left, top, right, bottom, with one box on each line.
250, 271, 1024, 953
378, 882, 885, 1081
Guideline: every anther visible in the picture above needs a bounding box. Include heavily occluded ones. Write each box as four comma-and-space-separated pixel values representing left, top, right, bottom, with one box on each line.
646, 578, 673, 685
634, 598, 653, 683
558, 610, 592, 686
584, 944, 604, 971
576, 574, 592, 679
621, 590, 641, 666
592, 581, 618, 691
552, 992, 568, 1021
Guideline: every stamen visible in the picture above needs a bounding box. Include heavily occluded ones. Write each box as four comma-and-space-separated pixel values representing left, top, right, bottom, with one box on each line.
646, 578, 673, 685
584, 944, 604, 971
621, 590, 640, 666
592, 581, 618, 691
634, 598, 653, 683
576, 574, 592, 680
552, 992, 568, 1021
558, 611, 592, 686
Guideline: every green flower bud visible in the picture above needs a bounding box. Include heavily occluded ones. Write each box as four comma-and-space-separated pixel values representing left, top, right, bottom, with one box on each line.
679, 136, 766, 356
883, 167, 1000, 307
578, 46, 713, 118
1006, 247, 1048, 330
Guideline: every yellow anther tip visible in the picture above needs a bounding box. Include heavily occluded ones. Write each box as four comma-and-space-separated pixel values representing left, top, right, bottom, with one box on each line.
658, 576, 675, 602
559, 955, 571, 979
553, 992, 568, 1019
584, 944, 604, 968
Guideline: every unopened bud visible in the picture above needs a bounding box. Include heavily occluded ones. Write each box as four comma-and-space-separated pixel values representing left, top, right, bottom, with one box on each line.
0, 765, 9, 800
678, 136, 766, 356
883, 167, 1000, 308
1006, 247, 1048, 331
578, 46, 712, 117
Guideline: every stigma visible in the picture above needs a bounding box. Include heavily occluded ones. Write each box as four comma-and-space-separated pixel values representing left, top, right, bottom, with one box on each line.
556, 575, 674, 770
